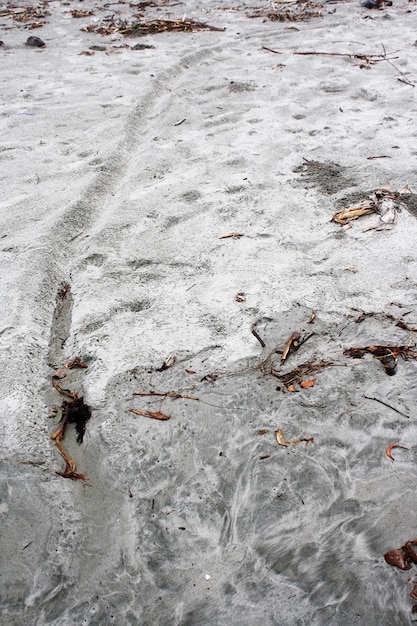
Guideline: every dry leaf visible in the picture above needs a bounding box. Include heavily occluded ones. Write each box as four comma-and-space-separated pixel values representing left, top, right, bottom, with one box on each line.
257, 429, 269, 435
275, 429, 288, 447
300, 378, 315, 388
287, 384, 298, 393
130, 409, 170, 420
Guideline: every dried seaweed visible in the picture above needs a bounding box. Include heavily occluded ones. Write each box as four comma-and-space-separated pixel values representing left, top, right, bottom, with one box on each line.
271, 358, 334, 389
82, 17, 224, 37
333, 187, 409, 227
248, 3, 322, 22
0, 3, 50, 26
344, 344, 417, 375
50, 397, 92, 482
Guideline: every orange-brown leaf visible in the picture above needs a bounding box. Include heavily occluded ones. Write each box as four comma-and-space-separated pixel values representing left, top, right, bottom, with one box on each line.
300, 378, 315, 388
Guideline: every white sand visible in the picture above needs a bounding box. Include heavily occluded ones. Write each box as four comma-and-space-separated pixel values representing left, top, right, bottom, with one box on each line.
1, 0, 417, 623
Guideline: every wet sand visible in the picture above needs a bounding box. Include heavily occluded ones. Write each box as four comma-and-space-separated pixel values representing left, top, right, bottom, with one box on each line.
1, 0, 417, 623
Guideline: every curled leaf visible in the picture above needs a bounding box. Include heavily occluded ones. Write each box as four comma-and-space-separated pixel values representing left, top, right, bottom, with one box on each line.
275, 429, 288, 447
386, 443, 408, 461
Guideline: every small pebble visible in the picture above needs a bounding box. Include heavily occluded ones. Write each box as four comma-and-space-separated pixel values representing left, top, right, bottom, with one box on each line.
132, 43, 155, 50
26, 36, 46, 48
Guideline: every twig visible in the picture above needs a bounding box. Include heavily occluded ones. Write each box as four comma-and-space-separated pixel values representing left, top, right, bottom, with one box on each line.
133, 391, 199, 400
363, 394, 410, 419
251, 328, 266, 348
262, 45, 282, 54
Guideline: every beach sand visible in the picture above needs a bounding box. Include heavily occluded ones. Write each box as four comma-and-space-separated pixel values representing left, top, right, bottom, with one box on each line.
1, 0, 417, 623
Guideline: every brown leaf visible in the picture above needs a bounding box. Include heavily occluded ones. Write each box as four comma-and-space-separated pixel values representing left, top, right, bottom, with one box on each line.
300, 378, 315, 388
257, 429, 269, 435
130, 409, 170, 420
287, 384, 298, 393
185, 369, 196, 374
384, 547, 412, 570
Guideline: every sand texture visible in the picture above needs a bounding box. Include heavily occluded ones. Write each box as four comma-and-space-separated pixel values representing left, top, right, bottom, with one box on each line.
1, 0, 417, 623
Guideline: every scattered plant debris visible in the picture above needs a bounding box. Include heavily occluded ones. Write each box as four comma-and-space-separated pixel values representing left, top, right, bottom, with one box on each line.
249, 3, 322, 22
270, 358, 333, 390
235, 292, 246, 303
344, 343, 417, 375
0, 4, 50, 27
82, 17, 224, 37
71, 9, 95, 18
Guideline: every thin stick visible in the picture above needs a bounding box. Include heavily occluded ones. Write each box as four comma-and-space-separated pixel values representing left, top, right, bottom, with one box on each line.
251, 329, 266, 348
363, 395, 410, 419
262, 45, 282, 54
133, 391, 199, 400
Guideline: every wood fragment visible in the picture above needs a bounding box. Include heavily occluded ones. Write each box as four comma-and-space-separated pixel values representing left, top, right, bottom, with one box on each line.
133, 391, 198, 400
259, 454, 271, 460
218, 232, 245, 239
281, 331, 301, 361
252, 328, 266, 348
363, 394, 410, 419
